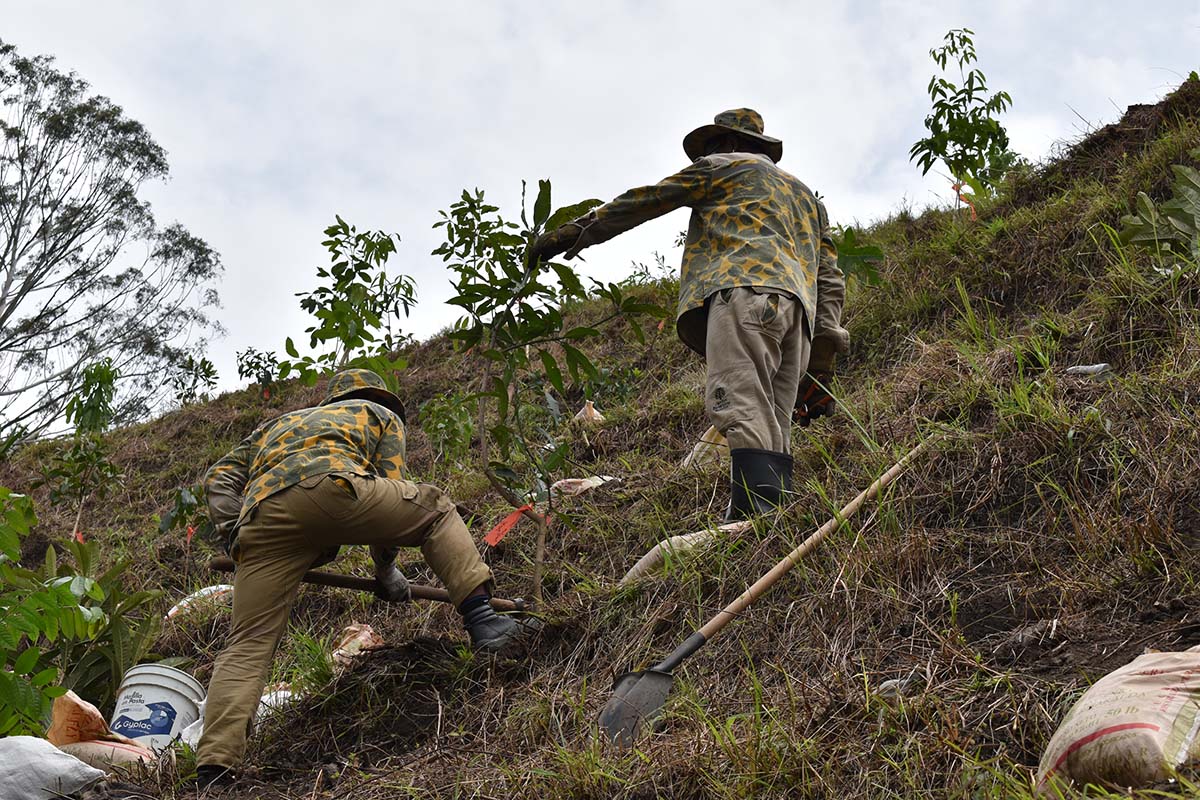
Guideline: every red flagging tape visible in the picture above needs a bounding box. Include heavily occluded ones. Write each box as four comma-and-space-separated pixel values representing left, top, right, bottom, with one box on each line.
484, 505, 533, 547
951, 182, 978, 221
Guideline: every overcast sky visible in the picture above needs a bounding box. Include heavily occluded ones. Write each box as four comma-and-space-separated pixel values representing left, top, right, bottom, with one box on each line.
4, 1, 1198, 392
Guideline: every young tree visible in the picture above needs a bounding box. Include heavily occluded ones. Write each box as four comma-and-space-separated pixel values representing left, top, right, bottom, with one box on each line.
278, 215, 416, 391
909, 28, 1015, 204
0, 39, 222, 446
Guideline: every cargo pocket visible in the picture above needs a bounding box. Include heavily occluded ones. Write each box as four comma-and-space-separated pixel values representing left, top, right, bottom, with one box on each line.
401, 480, 454, 514
300, 473, 360, 519
742, 290, 783, 336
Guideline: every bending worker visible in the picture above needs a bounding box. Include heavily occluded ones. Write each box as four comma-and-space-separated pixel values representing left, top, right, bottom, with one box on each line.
530, 108, 849, 520
194, 369, 527, 787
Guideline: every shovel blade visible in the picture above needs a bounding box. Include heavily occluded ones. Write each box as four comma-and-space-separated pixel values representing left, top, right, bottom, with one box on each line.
598, 668, 675, 747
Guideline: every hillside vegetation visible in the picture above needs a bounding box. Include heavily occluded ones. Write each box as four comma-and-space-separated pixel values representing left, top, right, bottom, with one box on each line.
3, 77, 1200, 799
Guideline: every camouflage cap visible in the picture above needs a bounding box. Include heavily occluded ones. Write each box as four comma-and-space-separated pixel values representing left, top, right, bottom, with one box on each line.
682, 108, 783, 163
321, 369, 407, 422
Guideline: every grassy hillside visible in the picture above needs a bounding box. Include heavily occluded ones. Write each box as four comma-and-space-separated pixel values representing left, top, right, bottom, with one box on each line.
3, 76, 1200, 799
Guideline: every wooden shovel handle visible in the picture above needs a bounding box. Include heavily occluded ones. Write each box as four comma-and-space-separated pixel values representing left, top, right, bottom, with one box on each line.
207, 557, 526, 612
696, 436, 935, 642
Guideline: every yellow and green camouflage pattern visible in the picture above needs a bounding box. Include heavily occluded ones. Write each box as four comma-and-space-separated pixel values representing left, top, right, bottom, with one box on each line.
204, 395, 406, 531
560, 151, 848, 356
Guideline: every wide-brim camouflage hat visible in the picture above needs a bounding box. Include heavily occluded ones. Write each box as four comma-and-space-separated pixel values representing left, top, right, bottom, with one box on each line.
682, 108, 783, 163
321, 368, 407, 422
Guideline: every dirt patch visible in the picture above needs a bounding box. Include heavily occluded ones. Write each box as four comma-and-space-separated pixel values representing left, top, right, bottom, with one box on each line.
1012, 75, 1200, 206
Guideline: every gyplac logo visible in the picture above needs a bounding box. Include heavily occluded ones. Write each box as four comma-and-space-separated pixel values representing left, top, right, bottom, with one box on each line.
111, 701, 178, 737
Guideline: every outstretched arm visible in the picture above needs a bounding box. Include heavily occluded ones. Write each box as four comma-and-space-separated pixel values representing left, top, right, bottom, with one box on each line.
530, 159, 713, 263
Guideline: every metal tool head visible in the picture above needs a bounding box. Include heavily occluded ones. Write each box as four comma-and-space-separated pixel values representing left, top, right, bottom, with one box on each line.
598, 668, 675, 747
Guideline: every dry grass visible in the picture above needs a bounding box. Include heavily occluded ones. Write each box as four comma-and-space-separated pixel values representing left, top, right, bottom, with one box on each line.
4, 77, 1200, 799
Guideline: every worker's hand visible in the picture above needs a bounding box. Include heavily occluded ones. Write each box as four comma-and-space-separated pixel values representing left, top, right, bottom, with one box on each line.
374, 565, 410, 603
527, 229, 569, 267
794, 371, 836, 428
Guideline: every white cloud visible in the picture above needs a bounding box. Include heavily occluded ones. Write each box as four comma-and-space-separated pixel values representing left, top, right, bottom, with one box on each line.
3, 0, 1197, 393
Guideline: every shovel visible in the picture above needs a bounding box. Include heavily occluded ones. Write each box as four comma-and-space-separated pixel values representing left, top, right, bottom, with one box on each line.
599, 436, 935, 746
208, 556, 529, 612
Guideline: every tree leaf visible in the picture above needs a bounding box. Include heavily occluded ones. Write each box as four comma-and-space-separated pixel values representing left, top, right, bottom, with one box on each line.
13, 647, 39, 676
539, 351, 565, 396
545, 199, 603, 232
533, 180, 552, 229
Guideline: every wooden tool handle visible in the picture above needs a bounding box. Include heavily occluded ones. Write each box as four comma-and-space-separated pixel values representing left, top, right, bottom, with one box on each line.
697, 436, 935, 642
207, 557, 526, 612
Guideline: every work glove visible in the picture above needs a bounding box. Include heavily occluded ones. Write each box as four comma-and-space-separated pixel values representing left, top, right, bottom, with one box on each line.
794, 370, 836, 428
526, 231, 567, 267
527, 222, 584, 267
374, 564, 411, 603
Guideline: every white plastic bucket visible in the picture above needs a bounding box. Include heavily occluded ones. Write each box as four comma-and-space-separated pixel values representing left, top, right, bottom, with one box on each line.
109, 663, 205, 749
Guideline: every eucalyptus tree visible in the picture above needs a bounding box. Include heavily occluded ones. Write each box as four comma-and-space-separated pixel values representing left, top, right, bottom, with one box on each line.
0, 39, 222, 447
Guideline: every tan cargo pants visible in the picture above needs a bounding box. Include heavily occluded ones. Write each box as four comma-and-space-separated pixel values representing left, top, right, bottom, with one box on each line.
705, 287, 810, 453
197, 473, 492, 769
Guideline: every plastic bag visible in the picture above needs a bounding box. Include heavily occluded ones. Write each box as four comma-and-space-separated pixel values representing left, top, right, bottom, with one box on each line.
332, 624, 385, 669
573, 400, 606, 424
681, 426, 728, 469
0, 736, 105, 800
164, 584, 234, 620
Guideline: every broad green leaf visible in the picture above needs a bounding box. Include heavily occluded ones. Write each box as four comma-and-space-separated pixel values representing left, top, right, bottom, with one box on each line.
13, 647, 39, 675
545, 199, 603, 232
31, 668, 57, 688
533, 180, 552, 229
833, 227, 884, 286
550, 262, 585, 298
539, 351, 565, 396
627, 316, 646, 345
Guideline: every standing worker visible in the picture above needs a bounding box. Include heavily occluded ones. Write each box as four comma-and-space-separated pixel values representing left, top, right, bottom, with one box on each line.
530, 109, 849, 520
194, 369, 530, 788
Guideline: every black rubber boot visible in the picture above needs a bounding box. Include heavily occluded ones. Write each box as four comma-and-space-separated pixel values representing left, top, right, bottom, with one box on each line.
195, 764, 237, 790
463, 603, 535, 652
725, 448, 794, 522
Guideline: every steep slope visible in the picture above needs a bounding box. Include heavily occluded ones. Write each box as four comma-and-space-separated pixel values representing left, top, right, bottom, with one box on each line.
3, 76, 1199, 799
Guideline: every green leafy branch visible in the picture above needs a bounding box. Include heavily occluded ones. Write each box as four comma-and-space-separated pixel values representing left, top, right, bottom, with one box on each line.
0, 488, 107, 735
910, 27, 1015, 202
279, 216, 417, 392
434, 180, 667, 597
39, 360, 123, 543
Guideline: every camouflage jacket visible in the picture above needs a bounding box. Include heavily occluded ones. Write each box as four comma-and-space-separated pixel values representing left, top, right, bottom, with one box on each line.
562, 152, 849, 357
204, 399, 407, 540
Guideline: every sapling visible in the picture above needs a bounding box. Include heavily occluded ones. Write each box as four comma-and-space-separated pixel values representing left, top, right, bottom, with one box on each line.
278, 216, 417, 395
434, 180, 668, 599
910, 28, 1015, 209
40, 360, 123, 543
